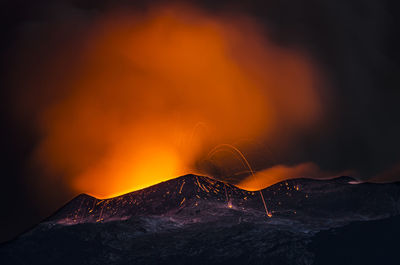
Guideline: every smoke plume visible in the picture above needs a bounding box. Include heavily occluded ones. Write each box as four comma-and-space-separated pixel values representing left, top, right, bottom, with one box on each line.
13, 5, 325, 197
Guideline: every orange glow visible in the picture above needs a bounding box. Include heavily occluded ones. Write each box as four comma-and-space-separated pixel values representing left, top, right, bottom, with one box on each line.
237, 162, 350, 191
30, 5, 323, 198
238, 163, 323, 191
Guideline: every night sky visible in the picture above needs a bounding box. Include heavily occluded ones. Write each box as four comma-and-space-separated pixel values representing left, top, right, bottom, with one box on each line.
1, 0, 400, 243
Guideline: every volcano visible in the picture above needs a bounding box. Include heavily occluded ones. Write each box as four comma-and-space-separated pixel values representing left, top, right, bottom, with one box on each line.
1, 175, 400, 265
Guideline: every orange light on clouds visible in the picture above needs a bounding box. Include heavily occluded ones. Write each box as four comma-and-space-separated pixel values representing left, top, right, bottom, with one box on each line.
237, 162, 328, 191
238, 162, 355, 191
31, 5, 323, 198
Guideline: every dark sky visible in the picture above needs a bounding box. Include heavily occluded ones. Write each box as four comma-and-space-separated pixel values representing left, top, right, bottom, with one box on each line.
1, 0, 400, 243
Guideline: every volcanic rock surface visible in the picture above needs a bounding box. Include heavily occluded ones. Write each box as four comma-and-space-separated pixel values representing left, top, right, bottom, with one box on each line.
1, 175, 400, 265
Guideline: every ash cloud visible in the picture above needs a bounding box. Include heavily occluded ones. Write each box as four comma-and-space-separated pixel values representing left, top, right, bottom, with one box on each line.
8, 4, 325, 197
1, 0, 400, 242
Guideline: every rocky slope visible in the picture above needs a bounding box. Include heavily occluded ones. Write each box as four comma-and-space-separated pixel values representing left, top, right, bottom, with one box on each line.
1, 175, 399, 265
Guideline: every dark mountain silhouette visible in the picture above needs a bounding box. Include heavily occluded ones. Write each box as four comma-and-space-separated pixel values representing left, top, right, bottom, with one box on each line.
1, 175, 399, 265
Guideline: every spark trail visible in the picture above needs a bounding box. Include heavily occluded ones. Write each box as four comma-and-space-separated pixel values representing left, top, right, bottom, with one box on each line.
207, 144, 272, 217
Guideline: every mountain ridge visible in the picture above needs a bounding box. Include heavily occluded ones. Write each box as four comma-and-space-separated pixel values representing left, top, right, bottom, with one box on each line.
44, 174, 400, 226
1, 174, 400, 265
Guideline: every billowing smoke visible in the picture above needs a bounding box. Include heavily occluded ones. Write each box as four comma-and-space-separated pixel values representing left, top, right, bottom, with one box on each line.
3, 0, 400, 245
11, 4, 326, 198
238, 162, 355, 191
